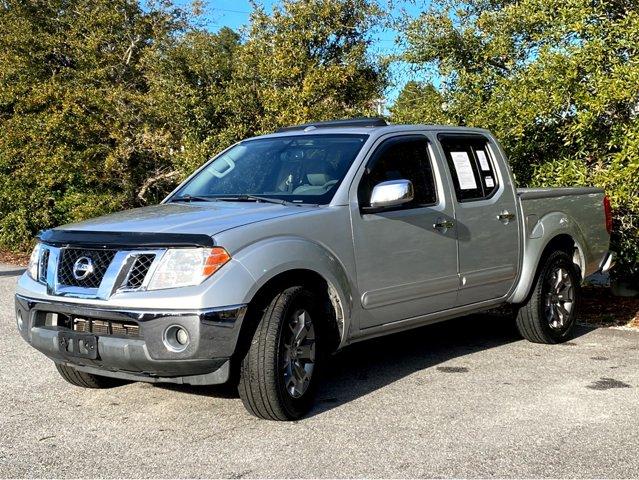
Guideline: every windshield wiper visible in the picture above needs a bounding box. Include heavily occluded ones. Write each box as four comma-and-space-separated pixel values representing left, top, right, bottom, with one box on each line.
215, 195, 292, 206
170, 194, 215, 203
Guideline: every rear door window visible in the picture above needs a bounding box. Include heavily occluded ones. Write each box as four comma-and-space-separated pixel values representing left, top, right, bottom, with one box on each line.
439, 136, 499, 202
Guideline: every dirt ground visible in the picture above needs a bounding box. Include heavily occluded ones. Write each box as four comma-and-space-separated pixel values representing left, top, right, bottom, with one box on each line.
579, 285, 639, 328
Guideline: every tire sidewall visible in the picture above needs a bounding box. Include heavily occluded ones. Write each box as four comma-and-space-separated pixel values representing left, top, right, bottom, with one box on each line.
274, 288, 323, 419
536, 251, 581, 343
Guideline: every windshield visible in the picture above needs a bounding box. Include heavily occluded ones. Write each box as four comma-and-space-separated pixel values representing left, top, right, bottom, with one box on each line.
172, 134, 369, 204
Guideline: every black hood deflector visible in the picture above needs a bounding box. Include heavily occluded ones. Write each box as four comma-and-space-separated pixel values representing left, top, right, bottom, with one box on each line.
38, 229, 215, 249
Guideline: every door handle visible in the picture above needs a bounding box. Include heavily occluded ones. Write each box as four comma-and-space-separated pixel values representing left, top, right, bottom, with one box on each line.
433, 218, 455, 230
497, 211, 516, 222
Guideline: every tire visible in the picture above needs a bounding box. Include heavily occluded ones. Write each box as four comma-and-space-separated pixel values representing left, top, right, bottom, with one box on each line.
516, 250, 581, 344
55, 363, 128, 389
238, 286, 323, 421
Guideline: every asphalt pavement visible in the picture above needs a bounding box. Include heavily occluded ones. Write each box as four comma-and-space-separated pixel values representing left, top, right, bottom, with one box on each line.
1, 263, 638, 478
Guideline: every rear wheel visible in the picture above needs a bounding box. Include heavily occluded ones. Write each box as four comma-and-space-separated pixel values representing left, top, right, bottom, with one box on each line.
238, 286, 322, 420
55, 363, 128, 389
516, 250, 580, 343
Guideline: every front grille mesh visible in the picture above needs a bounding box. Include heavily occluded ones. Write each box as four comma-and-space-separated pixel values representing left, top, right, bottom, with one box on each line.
73, 318, 140, 337
124, 254, 156, 289
57, 249, 116, 288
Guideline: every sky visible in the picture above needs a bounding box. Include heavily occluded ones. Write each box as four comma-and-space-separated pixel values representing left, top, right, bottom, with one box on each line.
183, 0, 432, 104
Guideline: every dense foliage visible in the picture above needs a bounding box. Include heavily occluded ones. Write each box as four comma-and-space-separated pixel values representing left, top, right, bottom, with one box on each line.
0, 0, 385, 249
393, 0, 639, 283
1, 0, 637, 283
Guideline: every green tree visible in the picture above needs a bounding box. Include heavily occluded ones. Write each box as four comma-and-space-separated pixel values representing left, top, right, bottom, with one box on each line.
228, 0, 386, 135
0, 0, 387, 250
396, 0, 639, 283
141, 26, 242, 194
389, 81, 447, 124
141, 0, 388, 196
136, 0, 387, 195
0, 0, 187, 248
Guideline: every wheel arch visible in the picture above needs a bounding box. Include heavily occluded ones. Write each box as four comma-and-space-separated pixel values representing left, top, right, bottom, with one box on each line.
509, 211, 587, 304
233, 236, 354, 352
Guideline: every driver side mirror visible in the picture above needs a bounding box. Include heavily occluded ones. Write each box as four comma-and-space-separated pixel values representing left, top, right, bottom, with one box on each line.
366, 179, 414, 210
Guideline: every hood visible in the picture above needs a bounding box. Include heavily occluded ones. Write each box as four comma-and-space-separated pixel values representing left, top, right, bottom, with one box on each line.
54, 202, 315, 237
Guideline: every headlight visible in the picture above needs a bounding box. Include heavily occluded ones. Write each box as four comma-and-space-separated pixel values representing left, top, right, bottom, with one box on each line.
27, 243, 41, 280
147, 247, 231, 291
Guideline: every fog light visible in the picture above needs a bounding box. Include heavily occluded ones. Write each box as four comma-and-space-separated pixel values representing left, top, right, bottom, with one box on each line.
163, 325, 189, 352
16, 310, 24, 330
176, 328, 188, 345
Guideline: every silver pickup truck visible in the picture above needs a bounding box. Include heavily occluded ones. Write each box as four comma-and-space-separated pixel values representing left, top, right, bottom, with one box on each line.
15, 118, 613, 420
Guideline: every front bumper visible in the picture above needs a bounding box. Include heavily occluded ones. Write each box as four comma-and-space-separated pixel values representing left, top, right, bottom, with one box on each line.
15, 294, 247, 385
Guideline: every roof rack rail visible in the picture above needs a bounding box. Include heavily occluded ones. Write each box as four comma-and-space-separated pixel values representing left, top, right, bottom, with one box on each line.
276, 117, 389, 132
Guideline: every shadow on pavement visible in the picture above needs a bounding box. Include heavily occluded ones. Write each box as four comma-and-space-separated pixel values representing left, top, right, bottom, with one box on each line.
156, 314, 595, 415
0, 268, 25, 277
309, 316, 594, 417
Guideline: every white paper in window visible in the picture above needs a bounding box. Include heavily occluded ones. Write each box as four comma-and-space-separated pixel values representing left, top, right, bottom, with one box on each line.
450, 152, 477, 190
476, 150, 490, 171
485, 176, 495, 188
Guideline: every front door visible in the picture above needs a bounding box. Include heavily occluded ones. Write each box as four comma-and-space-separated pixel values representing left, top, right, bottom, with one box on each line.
350, 135, 459, 329
437, 134, 520, 305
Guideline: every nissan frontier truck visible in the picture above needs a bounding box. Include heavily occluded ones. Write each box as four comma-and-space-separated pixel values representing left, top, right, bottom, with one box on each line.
16, 118, 613, 420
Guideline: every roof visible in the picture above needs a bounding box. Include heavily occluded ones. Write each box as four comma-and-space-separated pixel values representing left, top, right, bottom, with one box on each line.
249, 123, 492, 141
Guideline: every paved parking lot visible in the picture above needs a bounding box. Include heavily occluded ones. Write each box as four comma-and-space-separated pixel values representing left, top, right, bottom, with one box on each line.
1, 263, 638, 478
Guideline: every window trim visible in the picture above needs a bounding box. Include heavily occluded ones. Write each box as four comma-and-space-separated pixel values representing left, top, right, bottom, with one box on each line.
357, 134, 439, 214
437, 133, 500, 203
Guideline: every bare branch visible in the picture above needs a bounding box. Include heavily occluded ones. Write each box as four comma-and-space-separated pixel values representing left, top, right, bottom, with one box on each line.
123, 35, 142, 65
137, 170, 181, 203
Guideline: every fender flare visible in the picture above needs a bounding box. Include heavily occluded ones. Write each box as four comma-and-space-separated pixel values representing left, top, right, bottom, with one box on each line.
233, 236, 355, 344
509, 211, 587, 304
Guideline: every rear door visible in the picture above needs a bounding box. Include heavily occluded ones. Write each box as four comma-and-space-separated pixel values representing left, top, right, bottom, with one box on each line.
437, 134, 520, 305
350, 134, 459, 329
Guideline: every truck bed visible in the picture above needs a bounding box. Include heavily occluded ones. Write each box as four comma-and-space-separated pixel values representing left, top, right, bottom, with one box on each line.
517, 187, 608, 278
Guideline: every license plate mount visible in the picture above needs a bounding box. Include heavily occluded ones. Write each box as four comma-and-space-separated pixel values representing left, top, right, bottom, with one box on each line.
58, 331, 98, 360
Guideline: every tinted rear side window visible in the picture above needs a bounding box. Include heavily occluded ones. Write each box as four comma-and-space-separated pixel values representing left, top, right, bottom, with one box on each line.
439, 136, 499, 202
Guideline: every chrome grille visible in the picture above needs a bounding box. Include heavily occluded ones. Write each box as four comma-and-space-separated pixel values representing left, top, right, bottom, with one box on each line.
57, 249, 116, 288
124, 254, 156, 289
73, 318, 140, 337
41, 245, 164, 299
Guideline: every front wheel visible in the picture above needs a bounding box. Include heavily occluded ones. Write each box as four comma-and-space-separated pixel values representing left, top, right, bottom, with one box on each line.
516, 250, 581, 344
238, 286, 322, 420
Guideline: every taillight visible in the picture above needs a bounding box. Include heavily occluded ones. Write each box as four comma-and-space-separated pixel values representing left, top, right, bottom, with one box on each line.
603, 195, 613, 235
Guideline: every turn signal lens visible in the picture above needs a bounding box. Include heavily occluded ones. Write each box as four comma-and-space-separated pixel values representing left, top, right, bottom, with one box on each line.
203, 248, 231, 276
